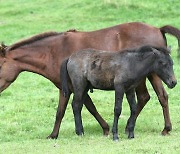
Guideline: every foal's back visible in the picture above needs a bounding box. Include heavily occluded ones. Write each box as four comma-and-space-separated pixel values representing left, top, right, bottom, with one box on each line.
67, 48, 140, 90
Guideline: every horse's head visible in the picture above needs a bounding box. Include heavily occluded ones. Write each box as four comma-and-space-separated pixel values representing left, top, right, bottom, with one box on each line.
153, 47, 177, 89
0, 44, 20, 93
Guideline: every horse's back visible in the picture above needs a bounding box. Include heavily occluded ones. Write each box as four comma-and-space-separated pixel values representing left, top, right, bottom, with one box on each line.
67, 22, 166, 51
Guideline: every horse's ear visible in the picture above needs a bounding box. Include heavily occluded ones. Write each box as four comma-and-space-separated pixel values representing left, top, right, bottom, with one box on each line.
0, 43, 7, 57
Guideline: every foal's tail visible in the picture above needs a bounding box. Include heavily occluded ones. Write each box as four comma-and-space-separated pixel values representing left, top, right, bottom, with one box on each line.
60, 58, 70, 98
160, 25, 180, 56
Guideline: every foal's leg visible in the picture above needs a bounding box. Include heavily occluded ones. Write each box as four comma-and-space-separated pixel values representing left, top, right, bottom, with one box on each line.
47, 90, 70, 139
84, 95, 110, 136
72, 95, 85, 136
126, 89, 137, 139
72, 78, 89, 136
148, 73, 171, 135
125, 79, 150, 134
112, 86, 124, 141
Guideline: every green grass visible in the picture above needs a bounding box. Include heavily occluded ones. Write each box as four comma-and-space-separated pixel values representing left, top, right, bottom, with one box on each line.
0, 0, 180, 153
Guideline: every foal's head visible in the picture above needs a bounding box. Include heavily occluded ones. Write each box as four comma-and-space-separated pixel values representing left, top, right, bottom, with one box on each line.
150, 46, 177, 89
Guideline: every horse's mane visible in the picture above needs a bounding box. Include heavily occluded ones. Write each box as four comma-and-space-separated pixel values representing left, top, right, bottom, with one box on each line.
7, 31, 62, 51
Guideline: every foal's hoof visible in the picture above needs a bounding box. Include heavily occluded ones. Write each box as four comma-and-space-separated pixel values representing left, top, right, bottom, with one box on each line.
125, 127, 129, 135
79, 133, 84, 137
128, 135, 134, 139
113, 138, 119, 142
113, 135, 119, 142
76, 132, 84, 136
113, 139, 119, 142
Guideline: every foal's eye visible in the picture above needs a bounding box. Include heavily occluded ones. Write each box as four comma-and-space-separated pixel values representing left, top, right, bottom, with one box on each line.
159, 61, 167, 66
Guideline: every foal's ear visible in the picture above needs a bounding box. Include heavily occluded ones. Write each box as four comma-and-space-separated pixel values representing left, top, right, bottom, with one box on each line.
140, 47, 157, 59
167, 46, 171, 52
152, 48, 161, 57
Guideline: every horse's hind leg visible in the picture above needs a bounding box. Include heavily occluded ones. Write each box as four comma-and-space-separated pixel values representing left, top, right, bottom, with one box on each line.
47, 91, 109, 139
148, 73, 171, 135
47, 90, 70, 139
84, 95, 110, 136
126, 89, 137, 139
125, 79, 150, 134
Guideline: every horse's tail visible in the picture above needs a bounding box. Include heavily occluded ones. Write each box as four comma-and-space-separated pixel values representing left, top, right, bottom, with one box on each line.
160, 25, 180, 56
60, 58, 70, 98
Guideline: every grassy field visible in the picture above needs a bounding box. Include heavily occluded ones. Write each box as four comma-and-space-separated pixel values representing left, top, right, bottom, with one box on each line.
0, 0, 180, 153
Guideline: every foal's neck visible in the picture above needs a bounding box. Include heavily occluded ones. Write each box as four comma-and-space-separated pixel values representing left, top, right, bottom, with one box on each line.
132, 55, 155, 78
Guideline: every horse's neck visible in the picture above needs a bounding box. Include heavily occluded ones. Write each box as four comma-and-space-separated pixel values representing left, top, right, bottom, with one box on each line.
8, 48, 54, 81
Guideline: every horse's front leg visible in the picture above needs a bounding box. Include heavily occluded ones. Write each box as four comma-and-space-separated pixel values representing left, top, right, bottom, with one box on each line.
126, 89, 137, 139
47, 90, 70, 139
148, 73, 171, 135
125, 79, 150, 134
112, 85, 124, 141
84, 94, 110, 136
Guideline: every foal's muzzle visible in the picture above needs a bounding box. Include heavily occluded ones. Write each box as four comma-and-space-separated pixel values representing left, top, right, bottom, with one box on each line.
167, 79, 177, 89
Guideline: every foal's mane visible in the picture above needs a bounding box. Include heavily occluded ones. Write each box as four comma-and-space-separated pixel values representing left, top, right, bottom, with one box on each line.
120, 45, 170, 55
137, 45, 170, 54
7, 31, 62, 51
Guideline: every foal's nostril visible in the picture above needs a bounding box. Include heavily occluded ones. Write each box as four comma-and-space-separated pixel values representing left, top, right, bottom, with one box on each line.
168, 79, 177, 89
171, 80, 177, 87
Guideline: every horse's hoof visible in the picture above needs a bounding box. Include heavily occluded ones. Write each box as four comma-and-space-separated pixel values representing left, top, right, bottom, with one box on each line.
103, 127, 110, 136
161, 130, 170, 136
47, 134, 58, 139
102, 123, 110, 136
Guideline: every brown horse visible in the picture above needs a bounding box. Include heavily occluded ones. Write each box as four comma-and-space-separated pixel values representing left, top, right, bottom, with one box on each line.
0, 22, 179, 139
